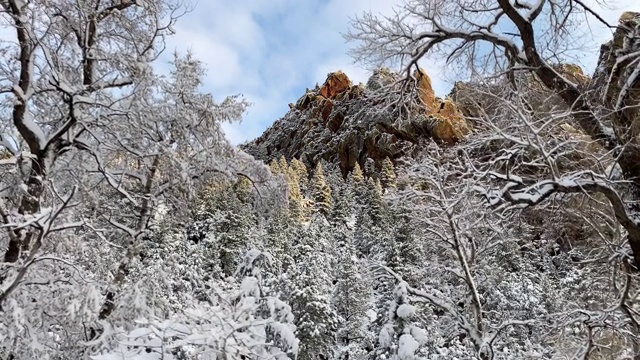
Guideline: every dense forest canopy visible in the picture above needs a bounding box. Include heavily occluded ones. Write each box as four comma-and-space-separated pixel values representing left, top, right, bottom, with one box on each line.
0, 0, 639, 359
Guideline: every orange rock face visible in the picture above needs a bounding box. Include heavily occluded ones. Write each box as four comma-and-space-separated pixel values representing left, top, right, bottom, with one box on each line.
319, 71, 352, 99
296, 68, 469, 147
415, 68, 436, 111
431, 116, 469, 145
431, 99, 470, 144
413, 68, 469, 144
437, 100, 462, 122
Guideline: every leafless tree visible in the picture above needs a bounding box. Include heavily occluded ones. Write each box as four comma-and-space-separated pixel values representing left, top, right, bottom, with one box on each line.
469, 84, 640, 358
347, 1, 640, 267
0, 1, 284, 357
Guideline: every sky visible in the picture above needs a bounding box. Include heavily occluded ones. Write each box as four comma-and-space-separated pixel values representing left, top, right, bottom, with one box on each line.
161, 0, 638, 145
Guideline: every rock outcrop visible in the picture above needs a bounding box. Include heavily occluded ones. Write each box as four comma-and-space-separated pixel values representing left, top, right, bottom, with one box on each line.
319, 70, 352, 98
552, 63, 590, 86
592, 11, 640, 139
243, 11, 637, 181
415, 69, 436, 110
244, 69, 469, 175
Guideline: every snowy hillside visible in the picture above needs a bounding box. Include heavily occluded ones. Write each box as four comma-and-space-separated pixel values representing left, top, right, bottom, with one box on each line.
1, 1, 640, 359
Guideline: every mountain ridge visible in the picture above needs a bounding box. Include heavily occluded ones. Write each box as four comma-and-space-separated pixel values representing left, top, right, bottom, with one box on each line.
242, 58, 605, 178
242, 67, 470, 176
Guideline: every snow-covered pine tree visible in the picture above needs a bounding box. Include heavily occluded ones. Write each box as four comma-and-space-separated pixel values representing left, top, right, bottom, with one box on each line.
291, 158, 309, 192
365, 177, 387, 224
348, 162, 366, 210
270, 158, 283, 174
352, 214, 373, 258
351, 177, 391, 257
377, 282, 427, 360
381, 157, 397, 190
350, 162, 365, 184
290, 216, 338, 360
385, 211, 422, 286
279, 155, 290, 175
311, 161, 333, 216
284, 161, 306, 222
235, 249, 300, 359
193, 179, 258, 277
234, 175, 254, 204
332, 231, 372, 360
330, 184, 354, 227
364, 158, 376, 178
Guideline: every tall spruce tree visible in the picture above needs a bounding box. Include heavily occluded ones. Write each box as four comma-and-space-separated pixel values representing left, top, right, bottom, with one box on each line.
235, 249, 300, 359
385, 211, 422, 285
291, 158, 309, 192
330, 185, 353, 227
290, 216, 338, 360
217, 193, 256, 277
311, 161, 333, 216
366, 177, 386, 224
282, 159, 306, 222
332, 232, 372, 360
264, 209, 296, 275
279, 155, 290, 175
189, 179, 258, 277
269, 158, 283, 174
380, 157, 397, 190
350, 162, 365, 184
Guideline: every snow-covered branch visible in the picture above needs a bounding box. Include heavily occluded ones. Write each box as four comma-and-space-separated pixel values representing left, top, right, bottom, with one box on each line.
475, 170, 640, 263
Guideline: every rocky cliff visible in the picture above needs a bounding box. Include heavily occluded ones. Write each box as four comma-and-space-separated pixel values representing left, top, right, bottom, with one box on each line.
243, 11, 640, 177
242, 68, 469, 175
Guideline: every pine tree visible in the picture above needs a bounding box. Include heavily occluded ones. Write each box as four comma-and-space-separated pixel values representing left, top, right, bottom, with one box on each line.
279, 155, 290, 175
366, 177, 386, 223
332, 232, 371, 359
290, 217, 338, 360
353, 209, 376, 257
352, 178, 391, 257
290, 158, 309, 192
348, 162, 367, 213
233, 176, 254, 204
364, 157, 376, 177
311, 161, 332, 216
349, 162, 365, 184
234, 249, 300, 358
287, 170, 306, 222
264, 210, 296, 274
377, 282, 427, 359
386, 212, 422, 285
375, 178, 383, 196
195, 180, 257, 277
380, 157, 397, 190
218, 209, 255, 277
269, 158, 282, 174
329, 185, 353, 226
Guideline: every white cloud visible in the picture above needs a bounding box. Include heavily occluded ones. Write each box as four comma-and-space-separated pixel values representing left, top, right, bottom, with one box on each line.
164, 0, 407, 145
164, 29, 244, 91
164, 0, 638, 145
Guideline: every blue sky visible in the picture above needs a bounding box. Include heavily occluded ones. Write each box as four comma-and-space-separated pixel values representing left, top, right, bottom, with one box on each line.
162, 0, 637, 145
